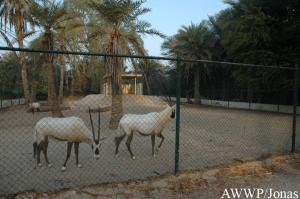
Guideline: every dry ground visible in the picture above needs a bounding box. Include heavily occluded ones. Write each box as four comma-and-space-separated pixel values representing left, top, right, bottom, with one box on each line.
0, 95, 299, 196
11, 154, 300, 199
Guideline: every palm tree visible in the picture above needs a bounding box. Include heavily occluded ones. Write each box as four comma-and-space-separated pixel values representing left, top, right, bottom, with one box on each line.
0, 28, 19, 59
162, 22, 217, 104
0, 0, 34, 103
30, 0, 67, 117
88, 0, 164, 129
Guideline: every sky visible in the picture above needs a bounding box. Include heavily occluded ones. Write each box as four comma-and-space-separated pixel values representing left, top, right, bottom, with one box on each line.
140, 0, 229, 56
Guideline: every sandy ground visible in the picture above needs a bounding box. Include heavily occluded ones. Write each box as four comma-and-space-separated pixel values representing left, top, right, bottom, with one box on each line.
0, 95, 299, 196
10, 154, 300, 199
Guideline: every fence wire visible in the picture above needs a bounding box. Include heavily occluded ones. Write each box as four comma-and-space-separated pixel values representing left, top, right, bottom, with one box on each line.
0, 48, 299, 196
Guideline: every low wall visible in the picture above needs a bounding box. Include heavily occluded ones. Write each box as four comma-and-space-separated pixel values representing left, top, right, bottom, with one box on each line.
204, 99, 299, 114
0, 98, 25, 108
160, 96, 300, 114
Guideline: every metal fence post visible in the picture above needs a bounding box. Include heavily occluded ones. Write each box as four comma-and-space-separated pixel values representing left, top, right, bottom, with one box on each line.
175, 57, 181, 174
292, 64, 299, 152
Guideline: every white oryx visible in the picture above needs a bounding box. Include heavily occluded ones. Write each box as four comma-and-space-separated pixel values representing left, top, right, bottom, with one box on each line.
33, 108, 105, 171
115, 103, 176, 159
29, 102, 40, 113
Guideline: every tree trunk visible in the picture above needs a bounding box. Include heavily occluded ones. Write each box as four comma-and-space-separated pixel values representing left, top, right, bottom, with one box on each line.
48, 79, 52, 105
30, 54, 39, 103
109, 57, 123, 129
65, 73, 69, 94
46, 63, 63, 117
59, 51, 65, 104
185, 87, 192, 104
16, 28, 30, 104
194, 66, 201, 104
43, 30, 63, 117
185, 67, 193, 104
70, 67, 75, 96
109, 32, 123, 129
99, 77, 102, 94
143, 71, 151, 95
30, 80, 38, 102
247, 67, 253, 104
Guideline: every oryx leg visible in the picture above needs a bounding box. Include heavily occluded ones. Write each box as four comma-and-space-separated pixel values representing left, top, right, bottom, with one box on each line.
42, 137, 51, 167
157, 133, 165, 151
151, 134, 156, 157
114, 133, 126, 156
74, 142, 81, 168
33, 142, 37, 159
37, 142, 43, 167
62, 142, 73, 171
126, 132, 135, 159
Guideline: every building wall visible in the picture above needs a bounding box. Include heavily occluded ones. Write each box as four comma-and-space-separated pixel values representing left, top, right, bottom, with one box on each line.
103, 82, 143, 95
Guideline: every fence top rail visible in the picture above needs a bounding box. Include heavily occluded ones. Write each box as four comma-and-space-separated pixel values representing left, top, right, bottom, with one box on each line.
0, 46, 295, 70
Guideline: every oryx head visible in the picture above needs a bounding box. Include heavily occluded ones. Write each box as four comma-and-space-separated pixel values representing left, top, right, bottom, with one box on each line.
164, 96, 176, 119
88, 107, 106, 160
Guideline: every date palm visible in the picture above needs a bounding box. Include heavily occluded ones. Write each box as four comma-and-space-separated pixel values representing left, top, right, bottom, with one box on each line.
30, 0, 67, 117
89, 0, 163, 129
162, 22, 216, 104
0, 0, 34, 103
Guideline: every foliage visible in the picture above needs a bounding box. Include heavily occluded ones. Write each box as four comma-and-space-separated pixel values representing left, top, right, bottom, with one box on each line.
0, 0, 298, 106
0, 52, 21, 97
162, 0, 299, 105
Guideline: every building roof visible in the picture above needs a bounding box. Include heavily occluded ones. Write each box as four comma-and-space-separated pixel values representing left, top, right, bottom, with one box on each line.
121, 73, 143, 77
104, 73, 143, 79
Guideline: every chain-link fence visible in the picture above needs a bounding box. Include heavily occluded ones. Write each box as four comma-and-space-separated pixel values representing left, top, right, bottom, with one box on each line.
0, 47, 299, 196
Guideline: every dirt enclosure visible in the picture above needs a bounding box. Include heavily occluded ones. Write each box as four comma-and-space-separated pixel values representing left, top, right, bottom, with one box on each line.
0, 95, 299, 195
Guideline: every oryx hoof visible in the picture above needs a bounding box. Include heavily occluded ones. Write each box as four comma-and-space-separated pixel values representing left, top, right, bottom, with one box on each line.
38, 163, 42, 167
115, 154, 119, 158
77, 164, 82, 168
153, 154, 157, 158
61, 166, 66, 172
131, 156, 136, 160
47, 164, 52, 168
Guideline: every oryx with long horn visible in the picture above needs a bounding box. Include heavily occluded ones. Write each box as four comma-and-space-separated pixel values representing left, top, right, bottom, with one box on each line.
32, 107, 105, 171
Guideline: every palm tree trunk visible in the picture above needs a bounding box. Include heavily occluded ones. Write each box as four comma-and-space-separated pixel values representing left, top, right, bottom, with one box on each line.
65, 72, 69, 93
30, 80, 38, 102
46, 62, 63, 117
184, 66, 193, 104
16, 29, 30, 104
109, 56, 123, 129
109, 32, 123, 129
194, 66, 201, 104
71, 76, 74, 96
43, 30, 63, 117
143, 71, 151, 95
58, 47, 65, 103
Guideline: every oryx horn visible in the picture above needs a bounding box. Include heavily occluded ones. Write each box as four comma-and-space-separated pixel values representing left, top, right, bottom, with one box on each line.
88, 107, 96, 141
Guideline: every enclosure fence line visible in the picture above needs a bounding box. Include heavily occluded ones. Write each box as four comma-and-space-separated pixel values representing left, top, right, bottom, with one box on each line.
0, 46, 298, 176
0, 46, 295, 69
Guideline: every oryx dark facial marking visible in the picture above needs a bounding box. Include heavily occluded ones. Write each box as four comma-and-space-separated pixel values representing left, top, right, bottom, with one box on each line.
171, 109, 175, 118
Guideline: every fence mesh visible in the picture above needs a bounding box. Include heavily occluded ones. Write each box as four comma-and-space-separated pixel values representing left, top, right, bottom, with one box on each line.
0, 49, 299, 196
